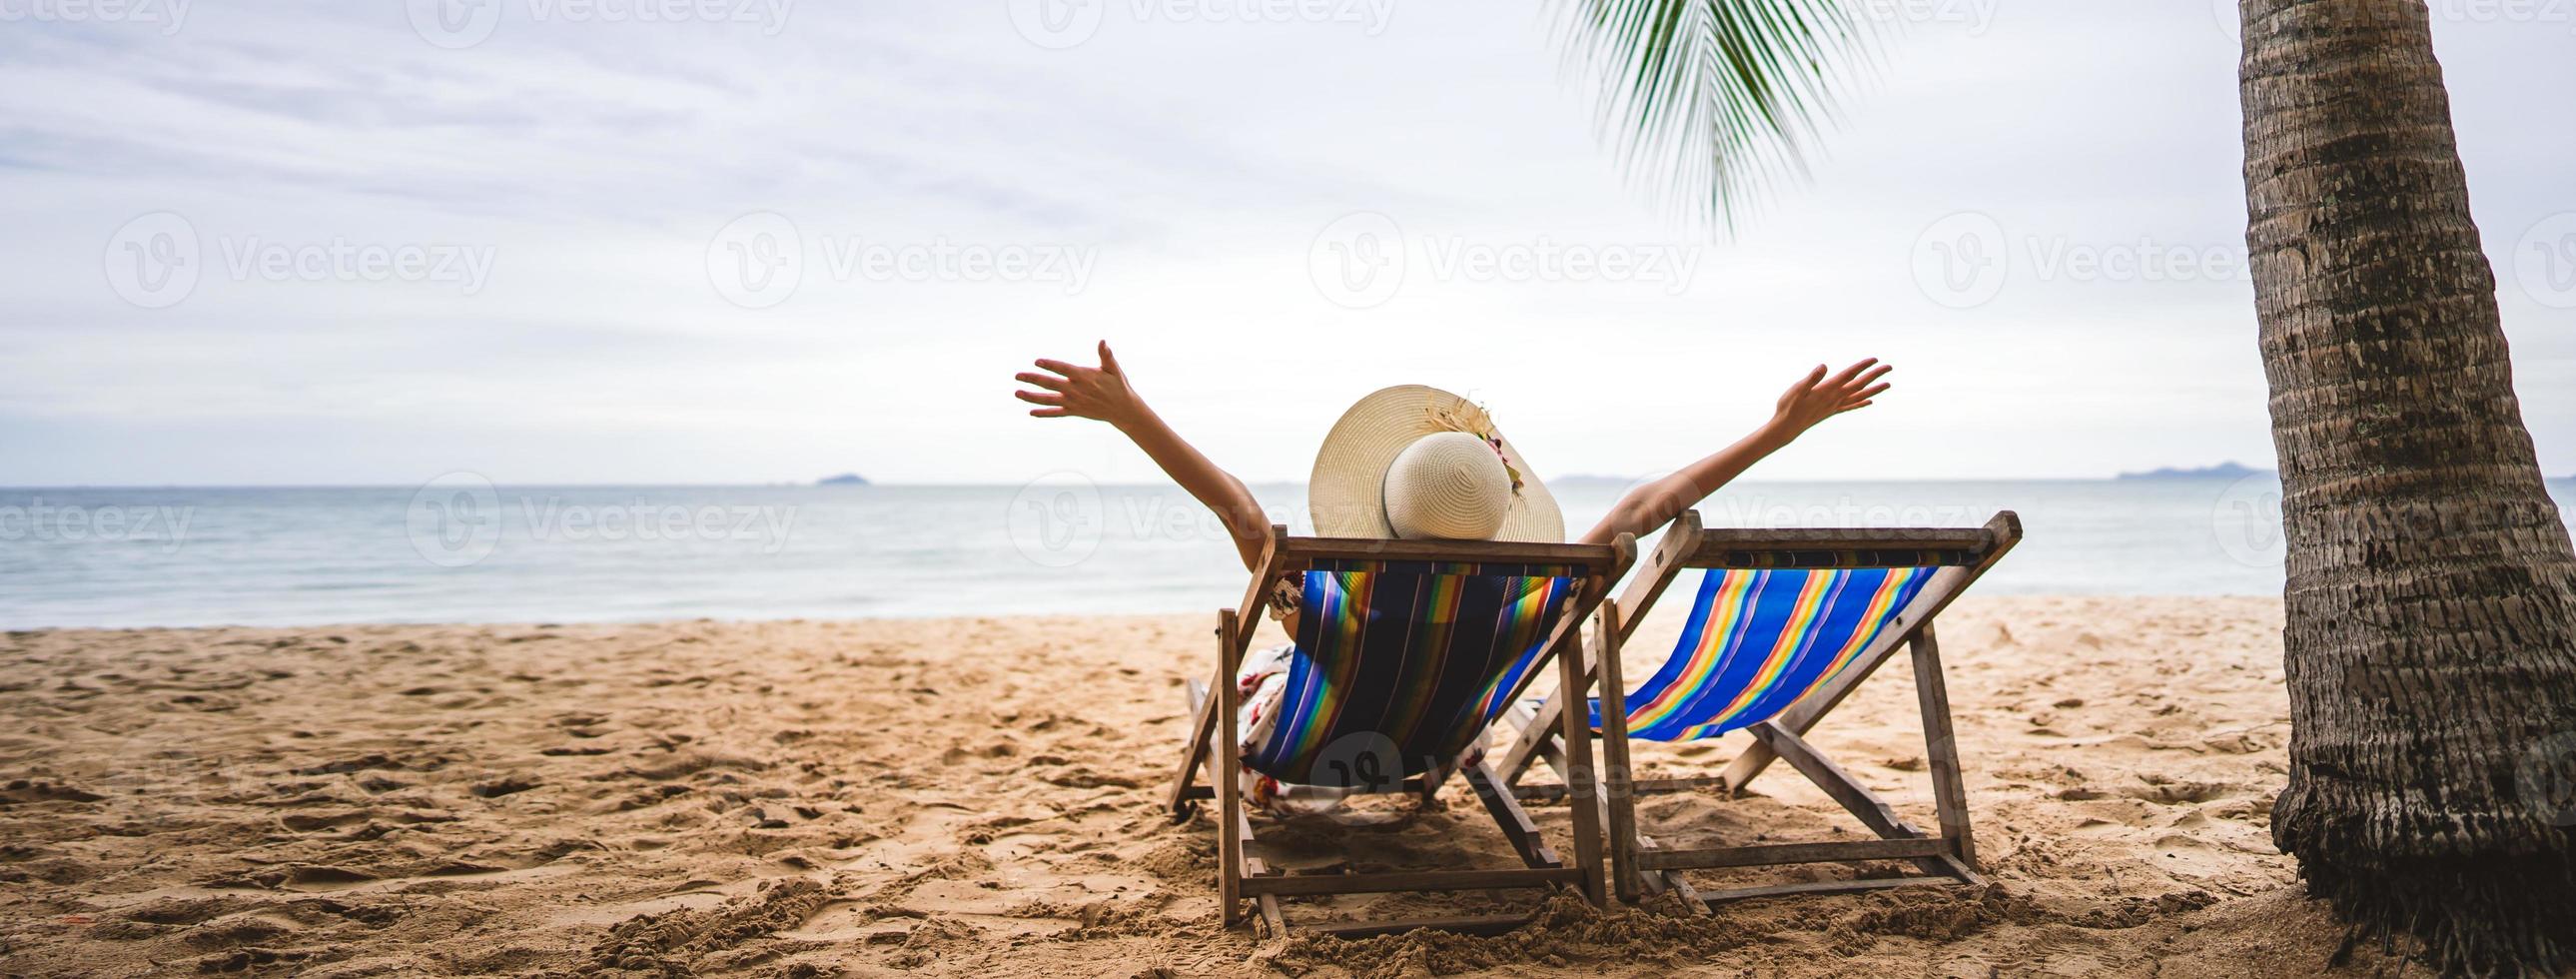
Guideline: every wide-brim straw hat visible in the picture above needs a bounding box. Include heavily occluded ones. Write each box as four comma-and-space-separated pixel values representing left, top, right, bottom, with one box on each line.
1307, 385, 1564, 542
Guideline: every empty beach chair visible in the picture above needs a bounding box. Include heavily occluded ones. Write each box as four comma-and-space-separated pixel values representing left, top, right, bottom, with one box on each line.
1499, 510, 2020, 904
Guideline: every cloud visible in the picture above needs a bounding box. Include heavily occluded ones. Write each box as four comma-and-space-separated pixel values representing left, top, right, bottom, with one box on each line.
0, 0, 2567, 486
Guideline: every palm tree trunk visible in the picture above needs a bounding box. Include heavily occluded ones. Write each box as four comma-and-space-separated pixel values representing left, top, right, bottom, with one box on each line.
2238, 0, 2576, 971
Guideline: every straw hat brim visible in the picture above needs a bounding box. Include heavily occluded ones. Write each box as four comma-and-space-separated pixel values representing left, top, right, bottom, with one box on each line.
1307, 385, 1564, 542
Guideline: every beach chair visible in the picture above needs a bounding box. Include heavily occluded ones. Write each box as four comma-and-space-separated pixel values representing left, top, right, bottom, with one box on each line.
1165, 524, 1636, 937
1498, 510, 2021, 905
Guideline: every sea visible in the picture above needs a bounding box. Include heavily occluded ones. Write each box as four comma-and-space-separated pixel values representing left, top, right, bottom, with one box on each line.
3, 478, 2571, 629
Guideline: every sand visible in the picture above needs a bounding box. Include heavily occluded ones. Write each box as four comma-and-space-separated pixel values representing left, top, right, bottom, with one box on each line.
0, 596, 2387, 977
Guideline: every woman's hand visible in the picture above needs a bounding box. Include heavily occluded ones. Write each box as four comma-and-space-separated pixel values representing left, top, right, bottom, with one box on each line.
1016, 342, 1145, 429
1014, 341, 1271, 570
1767, 358, 1891, 440
1582, 358, 1891, 545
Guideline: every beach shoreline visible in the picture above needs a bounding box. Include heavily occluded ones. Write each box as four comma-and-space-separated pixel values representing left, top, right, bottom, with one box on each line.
1, 597, 2365, 977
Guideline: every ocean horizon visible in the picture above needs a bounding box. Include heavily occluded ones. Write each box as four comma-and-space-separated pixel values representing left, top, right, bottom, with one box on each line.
5, 478, 2570, 630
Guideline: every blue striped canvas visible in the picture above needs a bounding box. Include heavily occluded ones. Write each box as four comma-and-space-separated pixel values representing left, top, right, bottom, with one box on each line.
1246, 559, 1578, 787
1589, 566, 1932, 742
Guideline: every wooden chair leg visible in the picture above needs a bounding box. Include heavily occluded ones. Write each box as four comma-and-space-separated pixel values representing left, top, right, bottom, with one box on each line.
1186, 678, 1286, 933
1498, 687, 1564, 785
1593, 600, 1645, 904
1216, 609, 1244, 927
1520, 682, 1703, 909
1554, 589, 1607, 906
1910, 623, 1978, 868
1463, 762, 1561, 869
1167, 660, 1226, 821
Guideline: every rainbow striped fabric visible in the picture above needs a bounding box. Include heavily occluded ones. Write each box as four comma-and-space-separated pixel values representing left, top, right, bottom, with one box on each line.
1589, 566, 1933, 741
1247, 559, 1578, 787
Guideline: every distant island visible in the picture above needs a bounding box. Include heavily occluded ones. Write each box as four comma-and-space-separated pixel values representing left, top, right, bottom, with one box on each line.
2115, 462, 2269, 481
816, 474, 870, 487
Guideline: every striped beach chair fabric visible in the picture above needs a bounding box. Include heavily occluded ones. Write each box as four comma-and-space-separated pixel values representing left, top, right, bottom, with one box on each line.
1499, 510, 2021, 907
1250, 559, 1577, 786
1586, 564, 1937, 743
1166, 526, 1634, 938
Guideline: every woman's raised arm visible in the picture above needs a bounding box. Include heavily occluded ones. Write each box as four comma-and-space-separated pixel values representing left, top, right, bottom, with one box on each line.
1579, 359, 1892, 545
1016, 342, 1272, 571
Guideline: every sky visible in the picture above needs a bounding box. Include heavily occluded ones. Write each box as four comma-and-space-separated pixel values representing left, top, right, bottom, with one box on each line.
0, 0, 2570, 488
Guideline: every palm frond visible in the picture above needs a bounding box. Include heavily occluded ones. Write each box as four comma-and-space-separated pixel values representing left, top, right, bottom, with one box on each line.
1551, 0, 1879, 234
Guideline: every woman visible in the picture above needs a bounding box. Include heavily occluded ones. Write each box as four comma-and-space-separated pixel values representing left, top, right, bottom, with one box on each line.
1013, 343, 1890, 811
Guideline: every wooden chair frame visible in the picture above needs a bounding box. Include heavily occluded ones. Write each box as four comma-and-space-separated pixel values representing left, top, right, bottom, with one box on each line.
1164, 524, 1635, 938
1497, 510, 2022, 906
